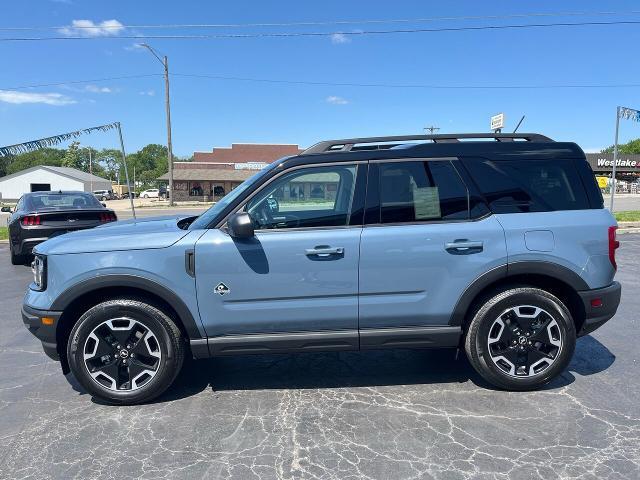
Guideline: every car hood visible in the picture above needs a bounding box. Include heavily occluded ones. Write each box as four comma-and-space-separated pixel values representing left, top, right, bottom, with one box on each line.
34, 215, 192, 255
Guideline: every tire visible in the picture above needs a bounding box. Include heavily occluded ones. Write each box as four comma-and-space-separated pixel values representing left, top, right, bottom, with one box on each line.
10, 242, 26, 265
101, 196, 107, 202
67, 299, 185, 405
464, 287, 576, 391
143, 194, 148, 199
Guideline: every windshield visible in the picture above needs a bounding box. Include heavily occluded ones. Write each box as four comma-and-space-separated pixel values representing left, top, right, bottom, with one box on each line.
188, 162, 281, 230
27, 192, 103, 210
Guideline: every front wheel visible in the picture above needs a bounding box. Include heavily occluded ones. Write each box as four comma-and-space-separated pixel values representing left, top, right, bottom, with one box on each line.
67, 299, 185, 405
465, 287, 576, 391
142, 194, 148, 198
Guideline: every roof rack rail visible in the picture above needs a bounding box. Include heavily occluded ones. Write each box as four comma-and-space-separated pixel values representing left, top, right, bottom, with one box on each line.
302, 133, 554, 154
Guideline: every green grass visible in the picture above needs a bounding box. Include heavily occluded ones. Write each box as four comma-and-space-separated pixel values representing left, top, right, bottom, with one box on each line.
614, 211, 640, 222
0, 227, 8, 240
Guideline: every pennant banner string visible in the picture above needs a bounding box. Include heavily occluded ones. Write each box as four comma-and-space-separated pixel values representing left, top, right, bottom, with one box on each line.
0, 122, 119, 157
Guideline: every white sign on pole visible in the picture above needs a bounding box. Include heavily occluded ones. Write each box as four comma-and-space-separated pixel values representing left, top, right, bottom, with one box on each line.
490, 113, 505, 131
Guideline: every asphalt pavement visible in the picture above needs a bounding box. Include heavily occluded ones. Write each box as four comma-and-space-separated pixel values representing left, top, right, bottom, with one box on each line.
0, 236, 639, 479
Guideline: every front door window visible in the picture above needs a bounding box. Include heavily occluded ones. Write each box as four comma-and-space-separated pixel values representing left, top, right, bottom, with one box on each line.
244, 164, 358, 230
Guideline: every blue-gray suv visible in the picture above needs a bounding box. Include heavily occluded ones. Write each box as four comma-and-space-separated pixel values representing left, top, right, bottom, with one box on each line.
22, 133, 622, 404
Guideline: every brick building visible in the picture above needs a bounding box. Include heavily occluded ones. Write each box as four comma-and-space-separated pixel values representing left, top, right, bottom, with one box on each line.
159, 143, 303, 201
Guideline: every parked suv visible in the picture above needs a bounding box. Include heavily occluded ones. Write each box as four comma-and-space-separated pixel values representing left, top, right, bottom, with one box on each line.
93, 190, 117, 201
22, 133, 621, 404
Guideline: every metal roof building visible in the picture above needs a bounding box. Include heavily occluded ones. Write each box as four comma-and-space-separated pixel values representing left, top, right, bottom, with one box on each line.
0, 165, 112, 201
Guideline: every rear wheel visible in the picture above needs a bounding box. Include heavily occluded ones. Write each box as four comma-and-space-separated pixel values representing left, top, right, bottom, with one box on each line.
465, 287, 575, 391
67, 299, 185, 405
9, 242, 26, 265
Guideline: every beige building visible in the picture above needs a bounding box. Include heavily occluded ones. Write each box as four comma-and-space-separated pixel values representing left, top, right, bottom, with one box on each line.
159, 143, 303, 201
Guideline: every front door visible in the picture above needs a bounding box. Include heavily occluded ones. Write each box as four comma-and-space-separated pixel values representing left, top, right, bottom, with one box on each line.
194, 162, 366, 352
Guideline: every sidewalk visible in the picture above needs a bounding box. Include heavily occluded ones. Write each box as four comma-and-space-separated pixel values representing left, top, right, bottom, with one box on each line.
106, 198, 214, 211
618, 221, 640, 234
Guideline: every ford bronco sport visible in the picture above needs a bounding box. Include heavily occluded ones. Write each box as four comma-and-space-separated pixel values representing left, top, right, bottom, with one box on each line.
22, 133, 621, 404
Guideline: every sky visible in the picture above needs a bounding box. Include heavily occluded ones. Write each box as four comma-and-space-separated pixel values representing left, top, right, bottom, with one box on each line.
0, 0, 639, 157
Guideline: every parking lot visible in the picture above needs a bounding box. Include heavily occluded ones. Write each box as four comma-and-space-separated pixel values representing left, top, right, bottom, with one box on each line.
0, 235, 638, 480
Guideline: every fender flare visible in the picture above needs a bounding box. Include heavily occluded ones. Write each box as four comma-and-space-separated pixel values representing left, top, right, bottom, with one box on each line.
51, 274, 204, 340
449, 261, 589, 326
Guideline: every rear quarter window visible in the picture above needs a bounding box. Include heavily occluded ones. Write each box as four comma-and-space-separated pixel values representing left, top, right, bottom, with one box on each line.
461, 158, 591, 213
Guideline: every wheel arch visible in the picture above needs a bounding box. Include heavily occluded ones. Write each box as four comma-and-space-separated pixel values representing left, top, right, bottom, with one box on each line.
53, 275, 203, 373
451, 262, 587, 335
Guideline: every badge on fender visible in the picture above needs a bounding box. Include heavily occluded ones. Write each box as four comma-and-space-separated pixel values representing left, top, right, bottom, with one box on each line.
214, 283, 230, 296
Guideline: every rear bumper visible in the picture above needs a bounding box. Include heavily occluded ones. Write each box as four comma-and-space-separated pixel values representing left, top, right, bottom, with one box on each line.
577, 281, 621, 336
21, 304, 63, 361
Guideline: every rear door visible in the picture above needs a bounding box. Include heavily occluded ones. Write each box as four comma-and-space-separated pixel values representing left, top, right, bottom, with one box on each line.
358, 158, 507, 345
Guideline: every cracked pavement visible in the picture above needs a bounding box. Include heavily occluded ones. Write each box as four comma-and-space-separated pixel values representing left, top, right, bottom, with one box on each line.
0, 236, 639, 480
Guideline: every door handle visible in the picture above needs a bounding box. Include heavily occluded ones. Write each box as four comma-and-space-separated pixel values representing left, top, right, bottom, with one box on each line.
445, 240, 483, 254
305, 246, 344, 257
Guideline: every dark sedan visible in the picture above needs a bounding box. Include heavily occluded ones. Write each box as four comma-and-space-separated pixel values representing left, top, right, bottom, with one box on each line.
4, 191, 117, 265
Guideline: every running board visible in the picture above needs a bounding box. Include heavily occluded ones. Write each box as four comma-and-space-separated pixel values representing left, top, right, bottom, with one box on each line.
359, 326, 461, 349
191, 326, 462, 358
208, 330, 358, 356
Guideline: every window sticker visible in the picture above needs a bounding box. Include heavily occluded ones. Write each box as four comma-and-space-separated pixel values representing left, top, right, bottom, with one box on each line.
413, 186, 441, 219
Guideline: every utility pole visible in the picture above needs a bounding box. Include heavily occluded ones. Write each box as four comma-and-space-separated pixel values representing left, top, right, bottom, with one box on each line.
89, 148, 93, 193
610, 106, 621, 211
424, 126, 440, 135
141, 43, 175, 206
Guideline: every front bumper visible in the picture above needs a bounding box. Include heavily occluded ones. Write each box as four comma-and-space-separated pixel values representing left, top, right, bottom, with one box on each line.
21, 304, 63, 361
577, 281, 621, 336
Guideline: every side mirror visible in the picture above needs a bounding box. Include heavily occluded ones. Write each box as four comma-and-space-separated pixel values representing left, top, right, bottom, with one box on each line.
227, 212, 255, 239
1, 206, 11, 213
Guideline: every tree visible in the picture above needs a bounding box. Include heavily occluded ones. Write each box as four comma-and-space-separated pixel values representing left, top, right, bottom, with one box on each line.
127, 144, 168, 189
61, 141, 83, 169
601, 138, 640, 154
96, 149, 122, 182
5, 148, 65, 175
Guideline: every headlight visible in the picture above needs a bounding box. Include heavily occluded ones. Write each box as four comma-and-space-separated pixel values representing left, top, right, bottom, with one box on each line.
31, 255, 47, 291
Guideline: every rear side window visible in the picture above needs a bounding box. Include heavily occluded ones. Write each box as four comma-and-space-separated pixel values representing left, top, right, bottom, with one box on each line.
462, 158, 590, 213
378, 160, 468, 223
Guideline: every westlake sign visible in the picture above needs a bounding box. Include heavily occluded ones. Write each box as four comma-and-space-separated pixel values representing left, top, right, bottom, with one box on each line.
586, 153, 640, 172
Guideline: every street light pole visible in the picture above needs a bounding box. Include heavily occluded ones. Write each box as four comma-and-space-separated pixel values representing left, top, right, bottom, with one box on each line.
141, 43, 175, 206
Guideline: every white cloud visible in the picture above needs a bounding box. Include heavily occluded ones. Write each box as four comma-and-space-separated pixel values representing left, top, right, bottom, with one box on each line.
84, 85, 112, 93
330, 33, 351, 44
139, 90, 156, 96
326, 95, 349, 105
124, 43, 145, 52
59, 19, 124, 37
0, 90, 76, 106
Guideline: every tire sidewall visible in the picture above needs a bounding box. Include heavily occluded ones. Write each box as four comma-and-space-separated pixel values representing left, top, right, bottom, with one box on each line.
472, 289, 576, 390
67, 300, 180, 404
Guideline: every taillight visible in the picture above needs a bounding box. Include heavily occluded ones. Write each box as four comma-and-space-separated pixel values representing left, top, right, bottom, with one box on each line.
608, 226, 620, 270
21, 215, 41, 226
99, 212, 117, 223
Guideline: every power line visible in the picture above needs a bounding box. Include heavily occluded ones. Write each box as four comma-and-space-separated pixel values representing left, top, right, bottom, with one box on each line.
3, 72, 640, 92
172, 72, 640, 90
1, 20, 639, 42
1, 10, 638, 31
0, 74, 162, 90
